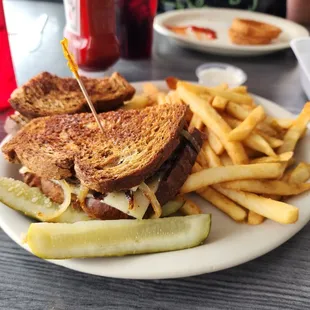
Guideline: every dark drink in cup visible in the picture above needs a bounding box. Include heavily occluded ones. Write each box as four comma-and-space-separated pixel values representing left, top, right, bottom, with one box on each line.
0, 1, 17, 110
116, 0, 157, 59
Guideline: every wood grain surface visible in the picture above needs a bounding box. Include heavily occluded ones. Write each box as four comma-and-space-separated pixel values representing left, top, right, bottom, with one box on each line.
1, 1, 310, 309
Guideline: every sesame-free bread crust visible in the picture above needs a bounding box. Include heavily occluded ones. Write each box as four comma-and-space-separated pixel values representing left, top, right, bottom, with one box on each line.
2, 104, 187, 193
9, 72, 135, 119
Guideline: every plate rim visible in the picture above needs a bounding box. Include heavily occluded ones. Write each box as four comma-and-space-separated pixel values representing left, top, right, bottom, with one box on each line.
154, 7, 309, 52
1, 80, 309, 280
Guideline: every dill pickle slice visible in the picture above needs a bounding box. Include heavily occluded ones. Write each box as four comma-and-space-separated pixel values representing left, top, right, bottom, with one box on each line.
51, 206, 91, 223
0, 177, 91, 223
27, 214, 211, 259
161, 199, 185, 217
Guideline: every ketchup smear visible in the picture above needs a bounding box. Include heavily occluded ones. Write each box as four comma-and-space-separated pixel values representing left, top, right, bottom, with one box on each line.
166, 25, 217, 40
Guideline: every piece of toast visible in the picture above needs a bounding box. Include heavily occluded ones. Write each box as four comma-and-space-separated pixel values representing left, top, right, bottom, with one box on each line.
231, 18, 281, 40
9, 72, 135, 119
229, 18, 281, 46
229, 29, 272, 45
2, 103, 187, 193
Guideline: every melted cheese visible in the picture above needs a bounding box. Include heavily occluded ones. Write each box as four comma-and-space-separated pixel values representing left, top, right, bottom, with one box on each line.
101, 177, 160, 219
20, 166, 160, 220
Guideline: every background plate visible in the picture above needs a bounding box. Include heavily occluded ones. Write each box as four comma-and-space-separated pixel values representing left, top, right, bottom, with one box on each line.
154, 8, 309, 56
0, 81, 310, 279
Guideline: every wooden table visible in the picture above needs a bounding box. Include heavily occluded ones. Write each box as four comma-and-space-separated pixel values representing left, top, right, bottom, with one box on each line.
1, 1, 310, 309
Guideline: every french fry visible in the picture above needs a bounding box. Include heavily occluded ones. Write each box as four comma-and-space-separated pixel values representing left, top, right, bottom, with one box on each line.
192, 162, 203, 173
221, 179, 310, 195
271, 163, 310, 201
226, 101, 250, 120
220, 153, 233, 166
250, 152, 293, 164
193, 161, 247, 222
212, 83, 229, 91
189, 114, 204, 131
214, 186, 298, 224
212, 96, 228, 110
206, 128, 225, 155
277, 102, 310, 154
244, 147, 262, 158
240, 103, 255, 111
206, 88, 253, 105
226, 102, 278, 137
281, 169, 294, 183
223, 115, 276, 157
263, 194, 281, 201
245, 133, 276, 157
181, 163, 285, 193
196, 150, 209, 168
230, 85, 248, 94
256, 122, 279, 137
157, 92, 167, 105
257, 132, 284, 148
122, 95, 149, 110
248, 210, 265, 225
228, 106, 265, 141
178, 81, 253, 105
200, 93, 214, 102
167, 90, 181, 105
301, 127, 307, 138
143, 82, 159, 96
271, 118, 294, 130
166, 77, 228, 92
201, 141, 222, 168
164, 95, 172, 105
198, 187, 247, 222
179, 199, 202, 215
288, 162, 310, 184
177, 83, 248, 164
135, 81, 309, 225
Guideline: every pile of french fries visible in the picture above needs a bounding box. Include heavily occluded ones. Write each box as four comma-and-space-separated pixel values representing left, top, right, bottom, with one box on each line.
123, 78, 310, 225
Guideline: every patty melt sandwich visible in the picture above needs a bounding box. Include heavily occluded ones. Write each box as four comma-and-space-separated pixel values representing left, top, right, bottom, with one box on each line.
2, 103, 202, 220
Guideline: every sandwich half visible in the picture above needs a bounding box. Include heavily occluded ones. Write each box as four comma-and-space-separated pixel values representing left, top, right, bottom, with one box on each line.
2, 103, 203, 220
5, 72, 135, 134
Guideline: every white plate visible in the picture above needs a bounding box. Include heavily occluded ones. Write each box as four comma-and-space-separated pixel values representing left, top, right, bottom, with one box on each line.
1, 81, 310, 280
154, 8, 309, 56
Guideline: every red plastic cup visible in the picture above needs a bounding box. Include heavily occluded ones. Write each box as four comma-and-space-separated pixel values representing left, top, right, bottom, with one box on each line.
116, 0, 157, 59
0, 1, 16, 110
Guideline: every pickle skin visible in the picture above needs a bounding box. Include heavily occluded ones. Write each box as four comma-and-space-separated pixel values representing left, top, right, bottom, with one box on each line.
27, 214, 212, 259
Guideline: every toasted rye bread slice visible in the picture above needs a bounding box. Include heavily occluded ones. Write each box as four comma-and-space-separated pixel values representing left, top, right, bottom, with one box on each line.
2, 104, 187, 193
9, 72, 135, 119
231, 18, 281, 40
229, 29, 272, 45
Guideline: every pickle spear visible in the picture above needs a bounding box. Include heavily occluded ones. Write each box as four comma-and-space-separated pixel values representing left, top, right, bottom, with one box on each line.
161, 198, 185, 217
27, 214, 211, 259
0, 177, 91, 223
